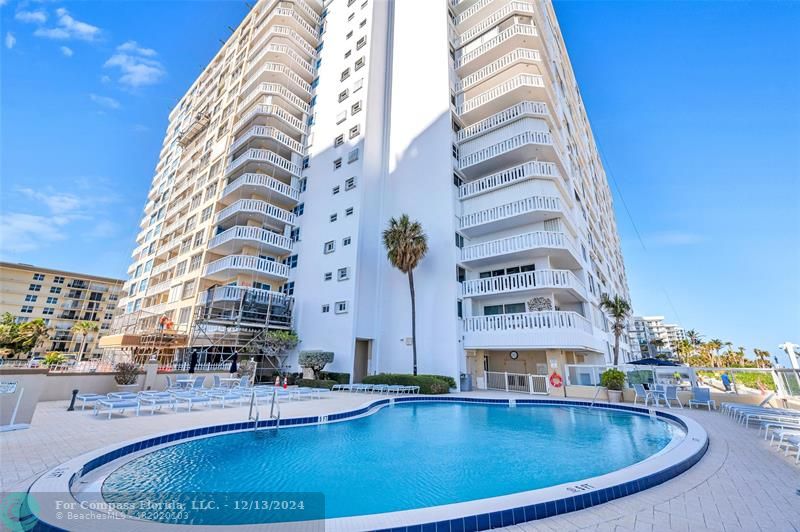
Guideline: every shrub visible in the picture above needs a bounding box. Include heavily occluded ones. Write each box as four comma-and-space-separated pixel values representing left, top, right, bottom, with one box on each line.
42, 352, 66, 367
320, 371, 350, 384
297, 379, 338, 390
298, 351, 334, 378
114, 361, 140, 385
730, 372, 776, 391
419, 374, 456, 388
362, 373, 449, 394
600, 368, 626, 391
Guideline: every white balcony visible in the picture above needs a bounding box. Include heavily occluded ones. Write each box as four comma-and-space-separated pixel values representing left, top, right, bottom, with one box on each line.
220, 173, 299, 205
232, 104, 306, 136
229, 125, 305, 156
462, 311, 604, 352
215, 198, 296, 229
240, 81, 310, 116
243, 62, 312, 99
248, 43, 315, 82
454, 0, 516, 27
250, 25, 318, 63
459, 128, 558, 178
151, 256, 181, 276
455, 2, 535, 48
225, 148, 301, 179
457, 101, 548, 143
207, 226, 293, 256
460, 195, 561, 236
456, 48, 542, 94
456, 73, 547, 123
258, 6, 320, 44
203, 255, 290, 282
145, 279, 175, 297
461, 269, 586, 301
455, 24, 539, 73
255, 0, 321, 34
459, 161, 561, 200
461, 231, 581, 268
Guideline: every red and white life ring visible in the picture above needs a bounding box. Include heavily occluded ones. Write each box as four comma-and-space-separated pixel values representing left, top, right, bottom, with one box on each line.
549, 372, 563, 388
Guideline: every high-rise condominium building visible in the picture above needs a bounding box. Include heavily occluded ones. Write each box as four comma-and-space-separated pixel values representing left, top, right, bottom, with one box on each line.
628, 316, 683, 358
115, 0, 631, 385
0, 262, 123, 360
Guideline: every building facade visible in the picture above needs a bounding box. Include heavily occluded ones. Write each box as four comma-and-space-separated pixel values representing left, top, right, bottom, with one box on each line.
117, 0, 632, 384
0, 262, 123, 360
628, 315, 684, 358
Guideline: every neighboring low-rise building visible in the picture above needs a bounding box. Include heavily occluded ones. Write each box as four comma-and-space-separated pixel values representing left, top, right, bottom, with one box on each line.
0, 262, 124, 360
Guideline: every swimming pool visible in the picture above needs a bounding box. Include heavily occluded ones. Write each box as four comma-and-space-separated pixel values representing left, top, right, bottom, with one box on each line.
99, 401, 680, 525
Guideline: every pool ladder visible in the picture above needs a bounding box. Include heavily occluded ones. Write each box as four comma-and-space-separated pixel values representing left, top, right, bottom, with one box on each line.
249, 388, 280, 432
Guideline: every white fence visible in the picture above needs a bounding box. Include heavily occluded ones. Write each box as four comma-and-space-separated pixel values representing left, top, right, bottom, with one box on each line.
485, 371, 549, 395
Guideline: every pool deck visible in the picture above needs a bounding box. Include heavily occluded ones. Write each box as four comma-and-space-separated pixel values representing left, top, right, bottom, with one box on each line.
2, 391, 798, 531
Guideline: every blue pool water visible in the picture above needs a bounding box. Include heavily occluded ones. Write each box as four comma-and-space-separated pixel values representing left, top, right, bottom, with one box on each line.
102, 402, 680, 524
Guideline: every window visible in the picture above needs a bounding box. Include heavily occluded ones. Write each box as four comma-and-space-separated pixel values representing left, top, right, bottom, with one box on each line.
302, 156, 310, 169
182, 280, 196, 299
346, 30, 353, 39
299, 177, 307, 192
349, 125, 360, 138
332, 186, 341, 195
321, 304, 330, 313
32, 273, 45, 281
351, 101, 362, 114
340, 68, 350, 81
42, 307, 54, 316
324, 241, 335, 254
330, 213, 338, 222
47, 297, 58, 304
338, 89, 349, 102
360, 18, 367, 27
290, 227, 301, 241
345, 177, 356, 190
453, 173, 463, 187
176, 260, 187, 276
285, 255, 298, 268
333, 158, 342, 170
294, 203, 305, 215
53, 276, 64, 284
25, 295, 38, 302
348, 148, 359, 163
188, 253, 202, 272
337, 267, 349, 280
334, 301, 348, 314
334, 134, 344, 147
353, 78, 364, 92
200, 205, 213, 222
457, 300, 463, 318
343, 236, 351, 246
345, 207, 354, 216
50, 286, 61, 294
29, 283, 41, 292
20, 306, 34, 313
336, 110, 347, 124
282, 281, 295, 296
355, 57, 365, 70
324, 272, 333, 281
344, 50, 352, 59
455, 233, 464, 248
356, 36, 367, 49
348, 12, 355, 21
452, 144, 459, 158
457, 266, 466, 282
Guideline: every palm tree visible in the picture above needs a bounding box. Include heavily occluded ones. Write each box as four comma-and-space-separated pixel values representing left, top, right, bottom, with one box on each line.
753, 348, 771, 368
17, 318, 51, 356
685, 329, 702, 346
674, 339, 692, 364
707, 338, 723, 367
599, 293, 631, 366
72, 320, 100, 361
382, 215, 428, 376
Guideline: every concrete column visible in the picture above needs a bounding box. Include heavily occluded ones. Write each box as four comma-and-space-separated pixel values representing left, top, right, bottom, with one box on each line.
546, 349, 567, 397
142, 358, 160, 391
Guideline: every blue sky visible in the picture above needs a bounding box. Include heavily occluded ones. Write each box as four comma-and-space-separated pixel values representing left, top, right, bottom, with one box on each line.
1, 1, 798, 363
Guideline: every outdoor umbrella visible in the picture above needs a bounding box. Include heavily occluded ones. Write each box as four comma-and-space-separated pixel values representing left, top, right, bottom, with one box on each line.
188, 349, 198, 374
229, 351, 238, 374
629, 357, 678, 366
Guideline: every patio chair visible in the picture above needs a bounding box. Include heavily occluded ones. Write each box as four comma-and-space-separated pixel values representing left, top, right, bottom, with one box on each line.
663, 386, 683, 408
138, 392, 175, 415
164, 375, 181, 391
172, 392, 211, 412
633, 384, 652, 406
212, 375, 221, 388
76, 393, 106, 411
688, 387, 715, 410
190, 375, 205, 389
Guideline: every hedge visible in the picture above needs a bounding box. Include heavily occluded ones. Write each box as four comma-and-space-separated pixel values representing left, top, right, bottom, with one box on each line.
297, 379, 338, 390
320, 371, 350, 384
362, 374, 450, 394
419, 374, 456, 388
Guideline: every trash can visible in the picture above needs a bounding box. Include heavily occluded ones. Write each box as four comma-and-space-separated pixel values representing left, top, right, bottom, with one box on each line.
460, 373, 472, 392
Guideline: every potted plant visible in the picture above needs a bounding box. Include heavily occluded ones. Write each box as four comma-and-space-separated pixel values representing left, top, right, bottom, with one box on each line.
600, 368, 626, 403
114, 361, 141, 391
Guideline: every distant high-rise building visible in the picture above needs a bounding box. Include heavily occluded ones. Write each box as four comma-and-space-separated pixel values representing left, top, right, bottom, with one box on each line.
628, 316, 684, 358
115, 0, 632, 384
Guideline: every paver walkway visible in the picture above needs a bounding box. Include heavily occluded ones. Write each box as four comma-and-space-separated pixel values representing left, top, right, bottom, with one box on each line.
2, 392, 798, 531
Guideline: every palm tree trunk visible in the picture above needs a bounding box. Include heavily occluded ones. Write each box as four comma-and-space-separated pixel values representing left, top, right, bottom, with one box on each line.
408, 270, 417, 376
78, 335, 86, 362
613, 326, 620, 366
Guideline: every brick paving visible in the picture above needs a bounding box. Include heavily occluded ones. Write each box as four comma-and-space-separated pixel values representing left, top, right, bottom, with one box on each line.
2, 392, 798, 531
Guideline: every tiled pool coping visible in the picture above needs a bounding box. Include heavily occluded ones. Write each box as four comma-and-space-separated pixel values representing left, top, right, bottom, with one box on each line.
26, 396, 708, 531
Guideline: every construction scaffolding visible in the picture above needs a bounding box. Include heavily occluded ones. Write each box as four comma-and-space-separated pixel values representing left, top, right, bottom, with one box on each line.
99, 309, 189, 366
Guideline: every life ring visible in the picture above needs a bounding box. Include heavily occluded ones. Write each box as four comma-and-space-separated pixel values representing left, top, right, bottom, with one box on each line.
549, 372, 563, 388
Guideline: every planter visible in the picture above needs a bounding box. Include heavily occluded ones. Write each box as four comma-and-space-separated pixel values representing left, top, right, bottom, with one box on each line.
607, 390, 623, 403
115, 383, 139, 393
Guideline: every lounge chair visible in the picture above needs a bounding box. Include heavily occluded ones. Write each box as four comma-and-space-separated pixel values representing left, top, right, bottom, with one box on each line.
76, 393, 106, 411
94, 398, 140, 419
632, 384, 652, 406
190, 375, 206, 389
108, 391, 139, 400
164, 375, 183, 391
138, 392, 175, 415
205, 389, 246, 408
759, 420, 800, 439
688, 387, 715, 410
331, 384, 350, 391
172, 392, 211, 411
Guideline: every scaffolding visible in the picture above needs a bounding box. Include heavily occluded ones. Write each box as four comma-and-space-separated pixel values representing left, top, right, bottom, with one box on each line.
99, 309, 189, 366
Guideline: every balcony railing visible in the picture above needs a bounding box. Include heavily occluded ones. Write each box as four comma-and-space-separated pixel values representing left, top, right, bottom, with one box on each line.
455, 24, 538, 70
229, 125, 304, 155
249, 25, 318, 62
239, 81, 310, 115
244, 62, 312, 97
461, 230, 570, 262
225, 148, 301, 178
263, 6, 320, 41
455, 2, 535, 48
464, 310, 592, 334
459, 129, 553, 170
232, 104, 306, 135
199, 284, 291, 307
462, 311, 600, 351
458, 101, 548, 142
207, 226, 293, 254
215, 198, 296, 227
203, 255, 290, 280
459, 161, 559, 199
456, 48, 542, 93
221, 173, 300, 203
249, 43, 315, 80
456, 73, 546, 115
460, 194, 560, 230
461, 269, 584, 298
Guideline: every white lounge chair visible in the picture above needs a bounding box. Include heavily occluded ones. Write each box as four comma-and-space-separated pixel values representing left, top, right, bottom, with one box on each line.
76, 393, 106, 411
172, 392, 211, 411
138, 392, 175, 415
94, 397, 140, 419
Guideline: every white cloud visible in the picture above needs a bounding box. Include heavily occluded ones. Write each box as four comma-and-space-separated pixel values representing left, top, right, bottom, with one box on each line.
100, 75, 111, 84
15, 10, 47, 24
60, 45, 73, 57
33, 8, 101, 42
17, 188, 84, 215
89, 93, 121, 109
104, 41, 166, 88
0, 213, 69, 253
4, 32, 15, 49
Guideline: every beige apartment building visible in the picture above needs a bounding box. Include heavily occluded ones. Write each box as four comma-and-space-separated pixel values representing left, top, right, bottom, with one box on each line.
0, 262, 124, 360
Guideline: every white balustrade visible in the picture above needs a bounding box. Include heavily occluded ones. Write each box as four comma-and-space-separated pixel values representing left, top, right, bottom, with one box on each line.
239, 81, 310, 115
461, 230, 567, 261
459, 161, 559, 199
463, 311, 593, 335
225, 148, 301, 177
229, 125, 304, 155
204, 255, 290, 279
457, 48, 542, 92
232, 104, 306, 135
455, 24, 538, 70
461, 269, 583, 298
215, 198, 296, 226
208, 225, 293, 253
200, 285, 291, 306
221, 172, 300, 202
248, 43, 315, 79
250, 25, 318, 62
244, 62, 312, 96
484, 371, 549, 394
458, 101, 548, 142
457, 73, 546, 115
460, 195, 560, 229
459, 129, 553, 170
455, 2, 535, 47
